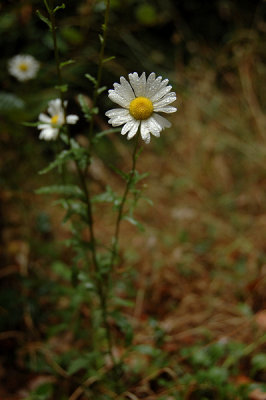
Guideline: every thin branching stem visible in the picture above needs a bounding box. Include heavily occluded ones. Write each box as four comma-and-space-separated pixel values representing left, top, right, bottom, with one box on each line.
44, 0, 67, 124
110, 135, 140, 270
76, 162, 117, 368
44, 0, 117, 371
88, 0, 111, 153
75, 163, 98, 268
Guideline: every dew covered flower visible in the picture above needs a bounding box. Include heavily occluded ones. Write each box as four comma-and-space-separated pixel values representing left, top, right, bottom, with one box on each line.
38, 99, 79, 141
8, 54, 40, 82
105, 72, 177, 144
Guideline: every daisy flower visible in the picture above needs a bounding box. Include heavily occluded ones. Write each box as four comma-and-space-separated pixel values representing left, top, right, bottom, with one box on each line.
8, 54, 40, 82
38, 98, 79, 141
105, 72, 177, 144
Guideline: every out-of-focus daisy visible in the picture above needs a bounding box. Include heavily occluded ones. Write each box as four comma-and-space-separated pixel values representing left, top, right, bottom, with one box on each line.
8, 54, 40, 82
105, 72, 177, 144
38, 99, 79, 141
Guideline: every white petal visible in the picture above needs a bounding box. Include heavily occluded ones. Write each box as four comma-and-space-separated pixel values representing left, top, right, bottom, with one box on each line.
127, 120, 140, 140
38, 113, 51, 123
121, 119, 136, 135
128, 72, 139, 91
153, 92, 177, 108
145, 135, 151, 144
108, 90, 130, 107
128, 72, 146, 97
156, 78, 170, 92
145, 75, 163, 98
39, 127, 58, 141
48, 99, 62, 116
153, 106, 177, 114
106, 110, 131, 126
153, 113, 172, 129
108, 114, 132, 127
146, 116, 161, 137
66, 114, 79, 124
48, 98, 60, 108
105, 108, 130, 118
37, 123, 51, 130
150, 129, 160, 137
112, 77, 135, 102
146, 72, 156, 88
140, 120, 151, 143
150, 85, 172, 102
58, 113, 65, 125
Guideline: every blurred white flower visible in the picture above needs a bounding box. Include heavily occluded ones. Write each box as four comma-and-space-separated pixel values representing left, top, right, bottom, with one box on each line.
38, 99, 79, 141
105, 72, 177, 144
8, 54, 40, 82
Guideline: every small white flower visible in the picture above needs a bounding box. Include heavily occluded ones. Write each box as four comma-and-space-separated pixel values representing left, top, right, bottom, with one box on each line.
38, 98, 79, 141
8, 54, 40, 82
105, 72, 177, 144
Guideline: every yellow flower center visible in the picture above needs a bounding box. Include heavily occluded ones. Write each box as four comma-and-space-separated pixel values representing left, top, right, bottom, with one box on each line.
19, 63, 29, 71
51, 115, 59, 126
129, 96, 153, 120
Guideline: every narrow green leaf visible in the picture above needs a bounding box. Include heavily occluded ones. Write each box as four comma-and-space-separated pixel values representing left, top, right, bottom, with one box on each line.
92, 128, 120, 143
69, 136, 79, 148
99, 34, 104, 44
132, 171, 149, 184
43, 0, 51, 13
252, 353, 266, 373
36, 10, 52, 29
91, 107, 99, 115
78, 94, 91, 121
36, 185, 85, 200
133, 344, 161, 357
111, 311, 133, 346
55, 84, 68, 92
141, 196, 153, 206
0, 91, 24, 112
51, 261, 71, 281
110, 164, 128, 181
61, 200, 88, 223
103, 56, 115, 64
31, 382, 54, 399
113, 298, 134, 308
59, 59, 75, 69
22, 121, 39, 127
53, 3, 65, 13
92, 186, 117, 203
97, 86, 107, 95
60, 132, 69, 145
68, 357, 89, 375
63, 237, 93, 251
38, 150, 72, 175
123, 215, 145, 231
85, 73, 97, 86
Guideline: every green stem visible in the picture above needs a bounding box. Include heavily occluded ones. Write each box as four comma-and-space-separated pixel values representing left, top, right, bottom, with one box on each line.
44, 0, 67, 124
44, 0, 116, 369
75, 164, 98, 271
88, 0, 111, 153
110, 135, 140, 270
101, 135, 140, 376
76, 163, 116, 367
